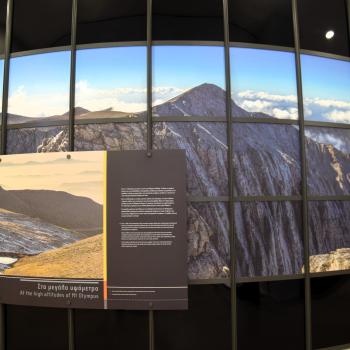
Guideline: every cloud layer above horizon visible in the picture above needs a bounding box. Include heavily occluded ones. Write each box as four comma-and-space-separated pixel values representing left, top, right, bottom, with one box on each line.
234, 90, 350, 123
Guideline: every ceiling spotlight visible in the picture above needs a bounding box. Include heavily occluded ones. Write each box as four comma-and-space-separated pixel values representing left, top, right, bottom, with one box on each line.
325, 30, 335, 40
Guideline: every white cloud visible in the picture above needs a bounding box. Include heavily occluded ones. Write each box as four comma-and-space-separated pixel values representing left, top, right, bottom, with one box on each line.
8, 86, 69, 118
235, 90, 298, 120
236, 90, 350, 123
76, 81, 147, 113
325, 110, 350, 123
7, 81, 187, 118
237, 90, 297, 103
311, 98, 350, 109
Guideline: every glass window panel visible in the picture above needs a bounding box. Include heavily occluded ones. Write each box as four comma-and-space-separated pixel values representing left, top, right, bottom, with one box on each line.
8, 51, 71, 125
153, 122, 228, 197
235, 201, 303, 278
229, 0, 294, 47
6, 305, 68, 350
77, 0, 146, 44
301, 54, 350, 124
6, 126, 68, 154
75, 310, 148, 349
311, 275, 350, 349
230, 48, 298, 120
155, 285, 231, 350
11, 0, 72, 52
75, 47, 147, 120
152, 46, 226, 117
309, 201, 350, 274
237, 280, 305, 350
297, 0, 350, 57
0, 0, 6, 54
74, 123, 146, 151
232, 124, 301, 196
306, 127, 350, 196
153, 0, 223, 41
188, 202, 230, 280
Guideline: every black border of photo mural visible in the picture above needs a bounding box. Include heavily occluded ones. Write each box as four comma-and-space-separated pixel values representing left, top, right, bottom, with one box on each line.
1, 0, 350, 349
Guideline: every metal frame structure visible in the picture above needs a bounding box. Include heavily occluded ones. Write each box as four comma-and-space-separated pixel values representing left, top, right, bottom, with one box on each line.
0, 0, 350, 349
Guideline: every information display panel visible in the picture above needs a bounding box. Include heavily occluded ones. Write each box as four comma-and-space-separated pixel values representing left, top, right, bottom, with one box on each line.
0, 150, 187, 310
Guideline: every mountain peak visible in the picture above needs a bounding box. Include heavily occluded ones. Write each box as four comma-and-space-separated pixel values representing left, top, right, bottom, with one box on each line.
152, 83, 251, 118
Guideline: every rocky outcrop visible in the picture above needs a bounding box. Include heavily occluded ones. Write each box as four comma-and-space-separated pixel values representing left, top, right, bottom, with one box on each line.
187, 203, 230, 279
0, 208, 84, 272
235, 201, 303, 277
74, 122, 146, 151
309, 248, 350, 273
233, 124, 301, 196
306, 135, 350, 195
309, 201, 350, 258
7, 127, 68, 154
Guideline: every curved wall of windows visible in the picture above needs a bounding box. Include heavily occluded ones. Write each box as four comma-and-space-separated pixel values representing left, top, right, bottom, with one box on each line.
1, 0, 350, 349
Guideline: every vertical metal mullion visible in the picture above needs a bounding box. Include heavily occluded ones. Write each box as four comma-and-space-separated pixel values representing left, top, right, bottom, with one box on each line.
0, 304, 5, 350
147, 0, 155, 349
223, 1, 237, 350
146, 0, 153, 157
291, 1, 312, 349
68, 0, 78, 152
67, 2, 77, 349
1, 0, 13, 155
0, 0, 13, 347
149, 310, 154, 350
68, 308, 75, 350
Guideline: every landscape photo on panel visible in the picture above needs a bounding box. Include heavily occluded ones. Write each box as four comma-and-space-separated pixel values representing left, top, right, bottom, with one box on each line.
0, 151, 104, 279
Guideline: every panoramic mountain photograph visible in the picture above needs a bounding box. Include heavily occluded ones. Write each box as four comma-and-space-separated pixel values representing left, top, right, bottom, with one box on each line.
5, 47, 350, 278
0, 152, 104, 278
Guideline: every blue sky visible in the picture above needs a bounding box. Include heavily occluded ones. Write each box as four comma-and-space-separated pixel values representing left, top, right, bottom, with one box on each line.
153, 46, 225, 89
76, 46, 146, 89
8, 51, 70, 118
230, 47, 299, 119
230, 47, 297, 95
301, 54, 350, 123
75, 46, 147, 112
5, 46, 350, 123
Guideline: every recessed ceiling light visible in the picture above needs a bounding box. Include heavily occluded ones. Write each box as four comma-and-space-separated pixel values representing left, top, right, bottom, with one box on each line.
325, 30, 335, 40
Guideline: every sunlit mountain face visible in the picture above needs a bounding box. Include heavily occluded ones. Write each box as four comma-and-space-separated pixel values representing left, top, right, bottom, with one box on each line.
5, 83, 350, 278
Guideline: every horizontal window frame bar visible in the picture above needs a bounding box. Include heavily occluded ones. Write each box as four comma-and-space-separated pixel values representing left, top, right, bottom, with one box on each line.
300, 49, 350, 63
310, 269, 350, 279
236, 274, 305, 284
308, 196, 350, 201
153, 116, 227, 122
317, 343, 350, 350
10, 45, 71, 58
189, 269, 350, 285
5, 42, 350, 64
152, 40, 225, 47
75, 116, 146, 125
188, 278, 230, 287
76, 41, 147, 50
8, 117, 350, 129
305, 120, 350, 130
229, 41, 295, 53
